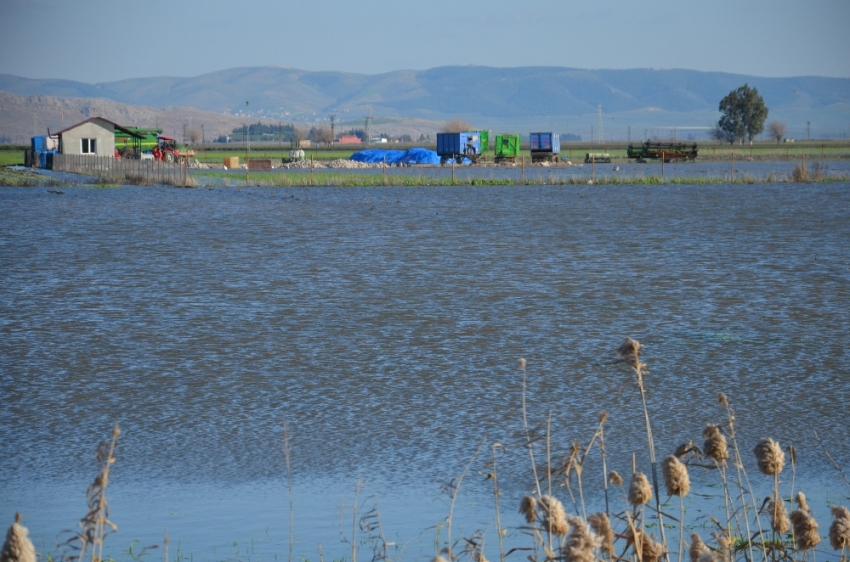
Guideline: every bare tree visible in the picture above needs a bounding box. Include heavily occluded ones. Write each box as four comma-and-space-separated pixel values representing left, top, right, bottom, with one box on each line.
768, 120, 787, 143
329, 114, 337, 143
441, 118, 473, 133
292, 126, 307, 148
312, 125, 334, 147
186, 127, 202, 146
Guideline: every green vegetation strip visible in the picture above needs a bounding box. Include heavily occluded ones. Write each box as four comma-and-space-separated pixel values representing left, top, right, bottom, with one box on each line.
191, 169, 848, 187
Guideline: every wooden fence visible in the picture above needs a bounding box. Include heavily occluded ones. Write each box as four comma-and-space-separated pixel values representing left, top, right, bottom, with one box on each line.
51, 154, 193, 187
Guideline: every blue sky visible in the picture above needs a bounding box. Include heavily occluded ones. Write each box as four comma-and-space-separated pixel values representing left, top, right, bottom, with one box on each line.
1, 0, 849, 83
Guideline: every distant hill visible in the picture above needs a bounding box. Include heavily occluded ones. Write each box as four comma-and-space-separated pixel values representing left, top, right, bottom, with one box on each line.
2, 66, 849, 140
0, 91, 444, 144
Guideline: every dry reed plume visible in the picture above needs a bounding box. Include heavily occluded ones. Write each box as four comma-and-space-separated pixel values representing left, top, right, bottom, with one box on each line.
765, 496, 791, 535
753, 438, 785, 476
790, 492, 821, 551
629, 472, 653, 506
0, 514, 36, 562
689, 534, 711, 562
587, 512, 614, 557
626, 528, 665, 562
61, 424, 121, 562
519, 496, 537, 524
830, 506, 850, 552
538, 495, 570, 537
563, 516, 601, 562
702, 425, 729, 463
608, 471, 623, 487
662, 455, 690, 497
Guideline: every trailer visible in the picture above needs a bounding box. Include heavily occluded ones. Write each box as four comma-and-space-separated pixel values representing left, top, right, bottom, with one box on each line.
115, 127, 161, 158
436, 132, 483, 164
627, 140, 698, 162
529, 132, 560, 163
584, 153, 611, 163
494, 134, 521, 163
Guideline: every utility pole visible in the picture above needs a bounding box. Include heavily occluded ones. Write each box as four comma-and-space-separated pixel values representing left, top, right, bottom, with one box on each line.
596, 105, 604, 144
329, 114, 336, 144
807, 121, 811, 140
364, 111, 372, 146
628, 126, 631, 143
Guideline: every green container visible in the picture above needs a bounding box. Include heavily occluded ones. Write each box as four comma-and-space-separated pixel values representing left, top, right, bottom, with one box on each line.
115, 127, 162, 152
465, 130, 489, 152
495, 134, 521, 159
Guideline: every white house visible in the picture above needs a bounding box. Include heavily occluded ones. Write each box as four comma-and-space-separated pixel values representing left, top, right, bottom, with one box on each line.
53, 117, 141, 156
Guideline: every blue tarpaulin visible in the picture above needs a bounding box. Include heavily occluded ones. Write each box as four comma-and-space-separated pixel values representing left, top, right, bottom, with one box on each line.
349, 148, 455, 165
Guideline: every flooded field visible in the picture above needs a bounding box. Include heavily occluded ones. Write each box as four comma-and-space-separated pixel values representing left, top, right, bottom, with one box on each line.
2, 182, 849, 561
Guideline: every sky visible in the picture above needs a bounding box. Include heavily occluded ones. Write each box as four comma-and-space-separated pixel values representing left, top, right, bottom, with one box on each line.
1, 0, 849, 83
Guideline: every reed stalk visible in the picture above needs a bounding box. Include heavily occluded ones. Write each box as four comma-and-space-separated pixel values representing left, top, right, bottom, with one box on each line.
445, 441, 484, 561
519, 358, 543, 498
491, 443, 506, 562
617, 338, 670, 562
283, 422, 294, 562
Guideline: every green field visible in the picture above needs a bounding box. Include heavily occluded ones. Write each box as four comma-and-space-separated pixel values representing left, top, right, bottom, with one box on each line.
0, 149, 25, 166
193, 139, 850, 165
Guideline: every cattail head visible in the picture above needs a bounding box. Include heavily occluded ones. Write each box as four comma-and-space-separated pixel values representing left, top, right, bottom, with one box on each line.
598, 411, 609, 425
753, 438, 785, 476
1, 513, 36, 562
617, 337, 647, 375
588, 512, 615, 557
608, 470, 623, 486
627, 528, 664, 562
689, 534, 711, 562
702, 425, 729, 463
766, 495, 791, 535
717, 393, 729, 407
829, 505, 850, 551
563, 516, 601, 562
662, 455, 690, 497
712, 532, 732, 562
539, 495, 570, 537
519, 495, 537, 524
629, 472, 653, 506
518, 358, 526, 370
790, 492, 821, 550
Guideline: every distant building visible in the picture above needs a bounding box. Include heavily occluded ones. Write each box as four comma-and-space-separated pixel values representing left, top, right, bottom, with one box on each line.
337, 135, 361, 144
52, 117, 142, 156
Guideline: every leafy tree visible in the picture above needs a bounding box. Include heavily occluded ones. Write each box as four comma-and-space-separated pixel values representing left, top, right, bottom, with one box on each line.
768, 120, 787, 143
718, 84, 768, 145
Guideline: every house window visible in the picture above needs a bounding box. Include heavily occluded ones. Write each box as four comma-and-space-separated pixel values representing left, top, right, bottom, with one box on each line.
81, 138, 97, 154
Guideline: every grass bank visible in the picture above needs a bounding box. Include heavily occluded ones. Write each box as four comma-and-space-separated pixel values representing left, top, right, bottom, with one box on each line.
191, 166, 848, 187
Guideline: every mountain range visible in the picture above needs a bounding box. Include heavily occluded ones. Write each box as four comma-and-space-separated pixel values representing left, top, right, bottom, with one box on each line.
2, 66, 849, 141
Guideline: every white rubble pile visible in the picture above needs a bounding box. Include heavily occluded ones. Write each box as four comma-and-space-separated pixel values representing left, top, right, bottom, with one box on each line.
279, 159, 379, 169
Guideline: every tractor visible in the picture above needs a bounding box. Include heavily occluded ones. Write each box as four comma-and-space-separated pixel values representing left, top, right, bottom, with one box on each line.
153, 136, 195, 163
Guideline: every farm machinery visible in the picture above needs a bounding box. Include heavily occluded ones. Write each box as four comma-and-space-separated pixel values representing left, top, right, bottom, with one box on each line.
627, 140, 698, 162
115, 127, 195, 163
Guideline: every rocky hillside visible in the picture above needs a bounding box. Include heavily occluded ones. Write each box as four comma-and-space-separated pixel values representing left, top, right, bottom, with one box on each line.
0, 91, 444, 143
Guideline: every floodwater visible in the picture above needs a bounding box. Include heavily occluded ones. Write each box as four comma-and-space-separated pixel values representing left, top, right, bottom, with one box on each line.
2, 183, 849, 561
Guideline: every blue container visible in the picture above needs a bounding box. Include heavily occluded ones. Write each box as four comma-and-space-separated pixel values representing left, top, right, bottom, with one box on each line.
436, 132, 482, 158
529, 132, 561, 154
37, 150, 57, 169
31, 136, 46, 153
